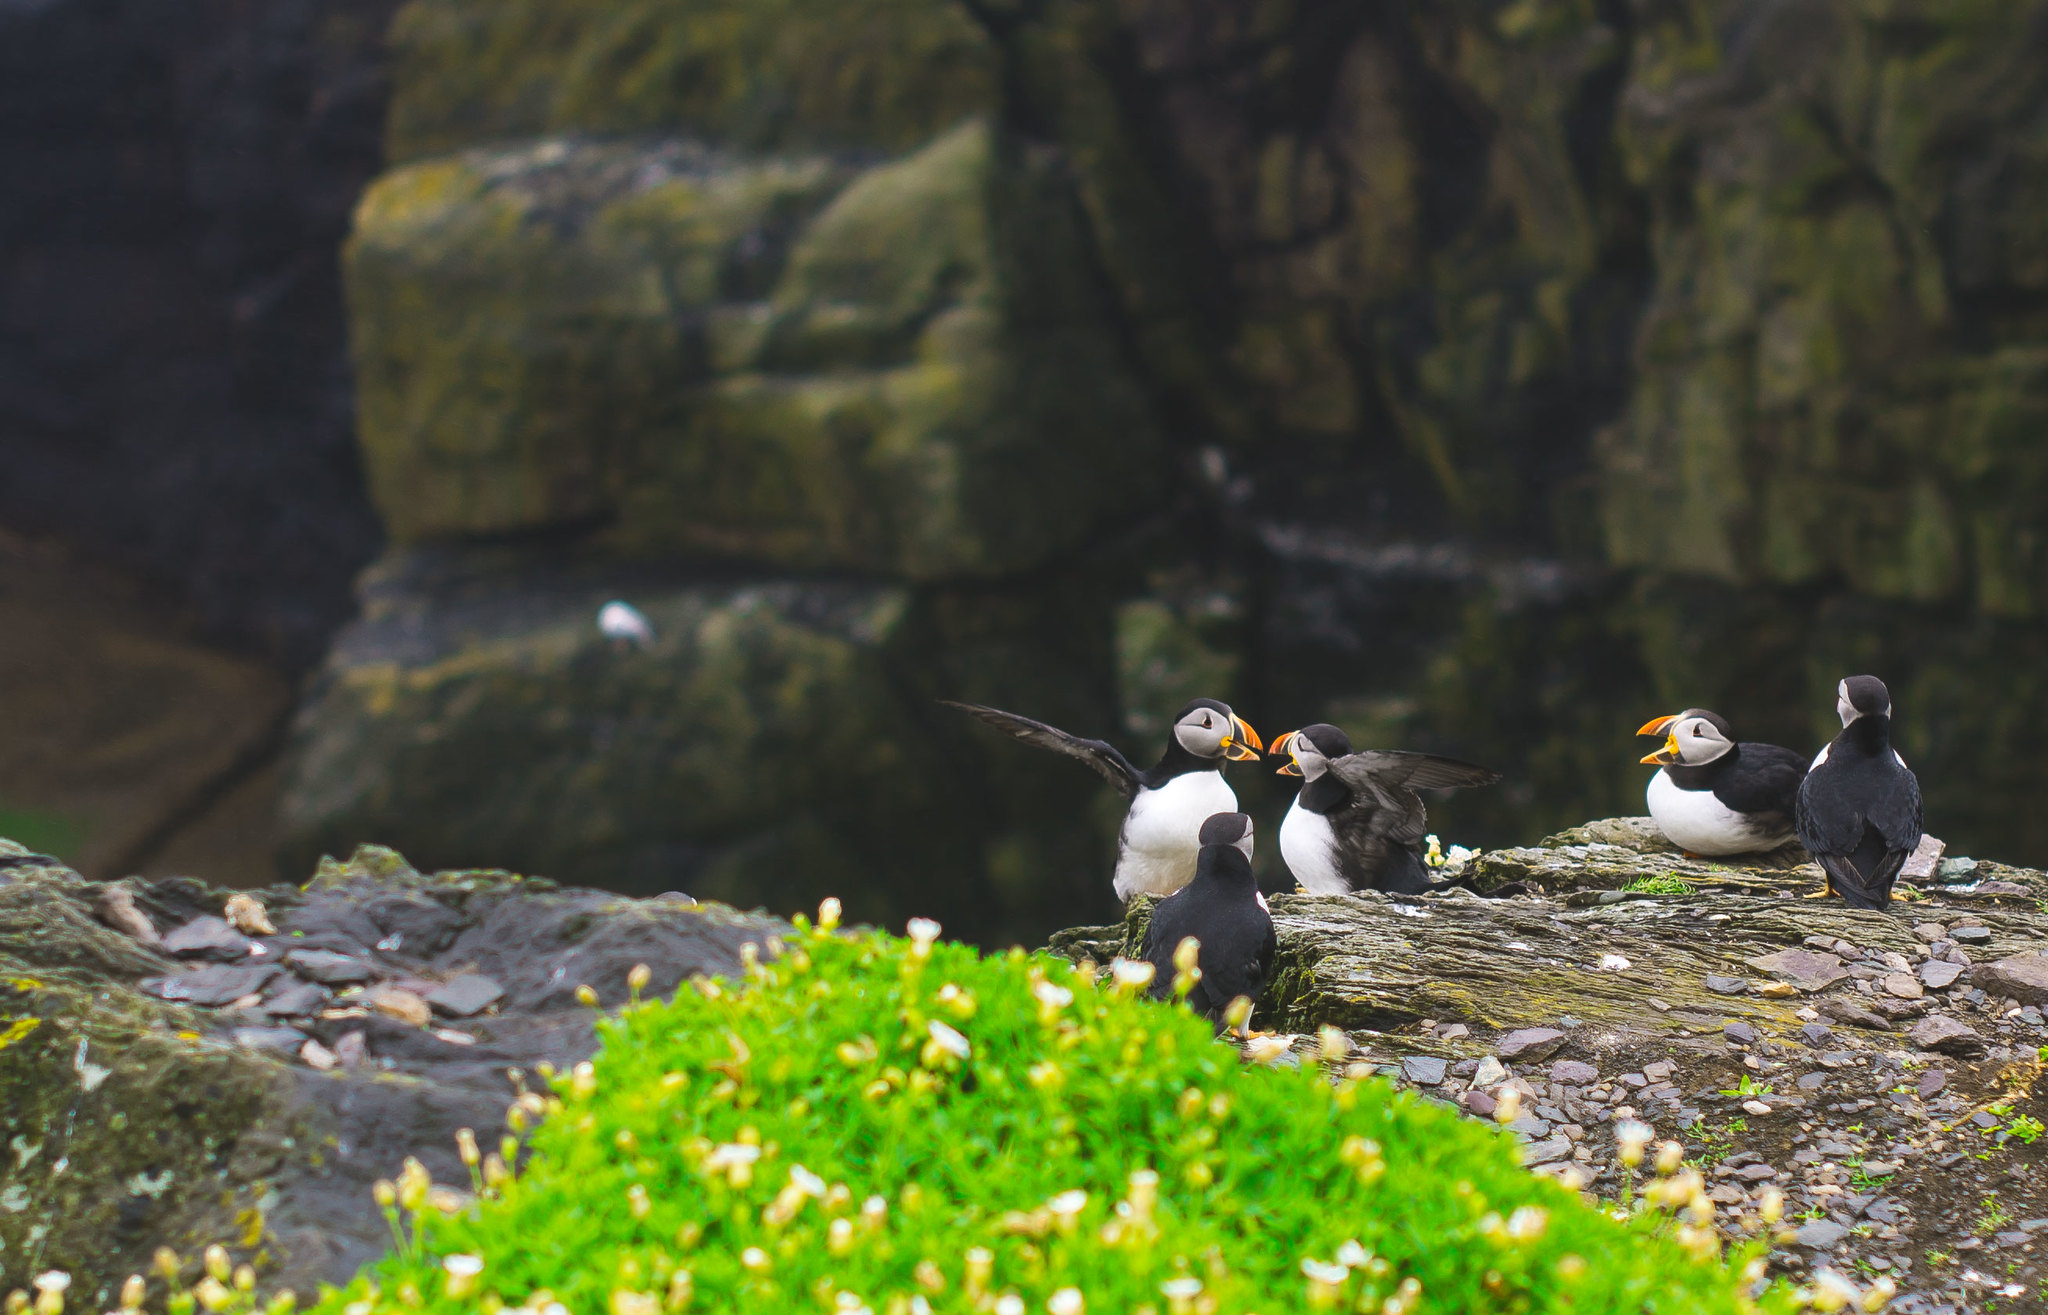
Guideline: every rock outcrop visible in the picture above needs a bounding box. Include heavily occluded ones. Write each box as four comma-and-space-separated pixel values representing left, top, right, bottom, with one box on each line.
1049, 819, 2048, 1312
0, 838, 781, 1295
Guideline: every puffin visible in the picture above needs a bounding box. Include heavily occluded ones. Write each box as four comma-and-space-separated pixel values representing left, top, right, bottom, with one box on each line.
1267, 723, 1500, 895
943, 697, 1261, 900
1796, 676, 1923, 909
1635, 709, 1808, 856
1140, 812, 1275, 1028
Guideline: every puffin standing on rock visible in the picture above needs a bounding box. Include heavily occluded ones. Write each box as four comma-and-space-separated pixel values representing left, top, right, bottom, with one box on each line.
1635, 709, 1808, 856
1797, 676, 1923, 908
1140, 812, 1275, 1028
1267, 723, 1500, 895
943, 697, 1261, 900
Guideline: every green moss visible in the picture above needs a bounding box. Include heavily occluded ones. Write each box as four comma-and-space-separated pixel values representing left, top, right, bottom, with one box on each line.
314, 914, 1792, 1313
383, 0, 996, 161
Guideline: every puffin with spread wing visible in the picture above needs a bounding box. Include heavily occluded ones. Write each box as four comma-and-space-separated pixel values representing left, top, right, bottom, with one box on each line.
944, 697, 1262, 901
1269, 723, 1500, 895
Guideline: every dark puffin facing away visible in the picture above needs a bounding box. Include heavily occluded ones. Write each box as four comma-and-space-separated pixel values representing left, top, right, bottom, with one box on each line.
943, 697, 1261, 901
1268, 723, 1500, 895
1797, 676, 1923, 909
1141, 812, 1275, 1027
1635, 709, 1808, 856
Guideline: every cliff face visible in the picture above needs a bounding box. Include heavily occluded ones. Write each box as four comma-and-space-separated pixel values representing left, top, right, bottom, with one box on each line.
0, 0, 397, 665
246, 0, 2048, 932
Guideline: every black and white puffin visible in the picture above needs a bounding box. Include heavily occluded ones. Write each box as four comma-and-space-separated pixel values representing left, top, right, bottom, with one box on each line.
943, 697, 1262, 900
1796, 676, 1923, 909
1141, 812, 1274, 1027
1267, 723, 1500, 895
1635, 709, 1808, 856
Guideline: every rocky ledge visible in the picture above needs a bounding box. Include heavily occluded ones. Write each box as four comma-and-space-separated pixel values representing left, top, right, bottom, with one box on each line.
1052, 819, 2048, 1315
6, 818, 2047, 1313
0, 838, 782, 1296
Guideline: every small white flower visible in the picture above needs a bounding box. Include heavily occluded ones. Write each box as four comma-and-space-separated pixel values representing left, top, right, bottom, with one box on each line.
1031, 980, 1074, 1010
706, 1143, 762, 1170
1110, 958, 1156, 989
597, 600, 655, 647
1047, 1189, 1088, 1217
994, 1296, 1025, 1315
789, 1163, 826, 1197
1335, 1239, 1370, 1268
927, 1020, 971, 1059
32, 1275, 69, 1295
1245, 1034, 1293, 1064
907, 917, 942, 946
1047, 1289, 1084, 1315
1159, 1278, 1203, 1299
1300, 1259, 1348, 1284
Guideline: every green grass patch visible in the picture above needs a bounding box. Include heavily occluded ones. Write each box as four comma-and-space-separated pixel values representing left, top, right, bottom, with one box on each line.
0, 803, 89, 860
307, 911, 1794, 1314
1622, 873, 1695, 895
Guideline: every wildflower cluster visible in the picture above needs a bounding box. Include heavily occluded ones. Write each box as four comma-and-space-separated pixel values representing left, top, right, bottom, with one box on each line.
1606, 1122, 1893, 1313
299, 903, 1801, 1315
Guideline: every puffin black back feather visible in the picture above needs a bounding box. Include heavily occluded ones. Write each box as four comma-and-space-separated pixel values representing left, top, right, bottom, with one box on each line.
1796, 677, 1923, 909
1141, 812, 1274, 1027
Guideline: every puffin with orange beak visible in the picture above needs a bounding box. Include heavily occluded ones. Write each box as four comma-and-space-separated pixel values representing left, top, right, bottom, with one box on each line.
1268, 723, 1499, 895
944, 697, 1262, 901
1634, 709, 1807, 856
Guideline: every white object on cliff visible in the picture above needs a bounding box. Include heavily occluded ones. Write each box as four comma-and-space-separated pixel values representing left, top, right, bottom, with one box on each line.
598, 600, 655, 648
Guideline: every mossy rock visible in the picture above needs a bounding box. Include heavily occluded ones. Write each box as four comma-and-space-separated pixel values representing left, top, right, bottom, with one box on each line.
347, 122, 1164, 580
382, 0, 996, 161
1601, 0, 2048, 615
279, 545, 1129, 947
0, 844, 786, 1293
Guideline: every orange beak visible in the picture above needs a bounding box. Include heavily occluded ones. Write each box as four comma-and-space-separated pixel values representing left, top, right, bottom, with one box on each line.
1221, 714, 1263, 762
1640, 733, 1681, 765
1270, 729, 1305, 776
1636, 714, 1680, 738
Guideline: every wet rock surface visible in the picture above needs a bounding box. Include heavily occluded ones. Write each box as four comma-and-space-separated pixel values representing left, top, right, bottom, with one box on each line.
1048, 820, 2048, 1312
0, 838, 782, 1295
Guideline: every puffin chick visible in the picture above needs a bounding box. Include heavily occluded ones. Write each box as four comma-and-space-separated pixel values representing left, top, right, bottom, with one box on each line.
1268, 723, 1500, 895
1140, 812, 1274, 1031
1797, 676, 1923, 909
1635, 708, 1808, 855
944, 697, 1261, 901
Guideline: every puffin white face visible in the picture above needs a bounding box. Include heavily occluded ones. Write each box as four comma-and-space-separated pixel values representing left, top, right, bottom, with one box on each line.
1636, 709, 1734, 767
1277, 734, 1330, 779
1234, 817, 1255, 861
1663, 715, 1734, 765
1172, 703, 1262, 761
1837, 675, 1892, 727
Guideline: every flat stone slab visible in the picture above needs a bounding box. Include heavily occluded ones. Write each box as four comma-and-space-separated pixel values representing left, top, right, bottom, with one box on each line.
1973, 952, 2048, 1004
1704, 975, 1749, 995
1908, 1015, 1986, 1057
258, 980, 329, 1018
141, 963, 280, 1007
1550, 1060, 1597, 1084
424, 973, 505, 1018
162, 916, 254, 961
1920, 960, 1966, 989
285, 948, 375, 985
1743, 949, 1848, 993
1401, 1055, 1448, 1085
1497, 1027, 1567, 1061
1795, 1219, 1850, 1249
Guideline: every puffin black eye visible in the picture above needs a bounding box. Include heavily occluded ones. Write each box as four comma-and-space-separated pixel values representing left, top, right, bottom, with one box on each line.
1202, 717, 1213, 728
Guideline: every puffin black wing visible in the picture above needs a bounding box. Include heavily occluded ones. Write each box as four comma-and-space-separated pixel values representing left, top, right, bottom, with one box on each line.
942, 701, 1142, 800
1797, 758, 1923, 909
1331, 751, 1502, 793
1713, 742, 1807, 817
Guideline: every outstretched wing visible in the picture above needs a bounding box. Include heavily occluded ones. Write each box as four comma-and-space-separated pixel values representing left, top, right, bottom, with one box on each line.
1330, 751, 1501, 794
941, 701, 1142, 800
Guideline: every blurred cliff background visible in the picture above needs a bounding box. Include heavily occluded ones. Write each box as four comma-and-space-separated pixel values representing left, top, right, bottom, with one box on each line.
1, 0, 2044, 946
